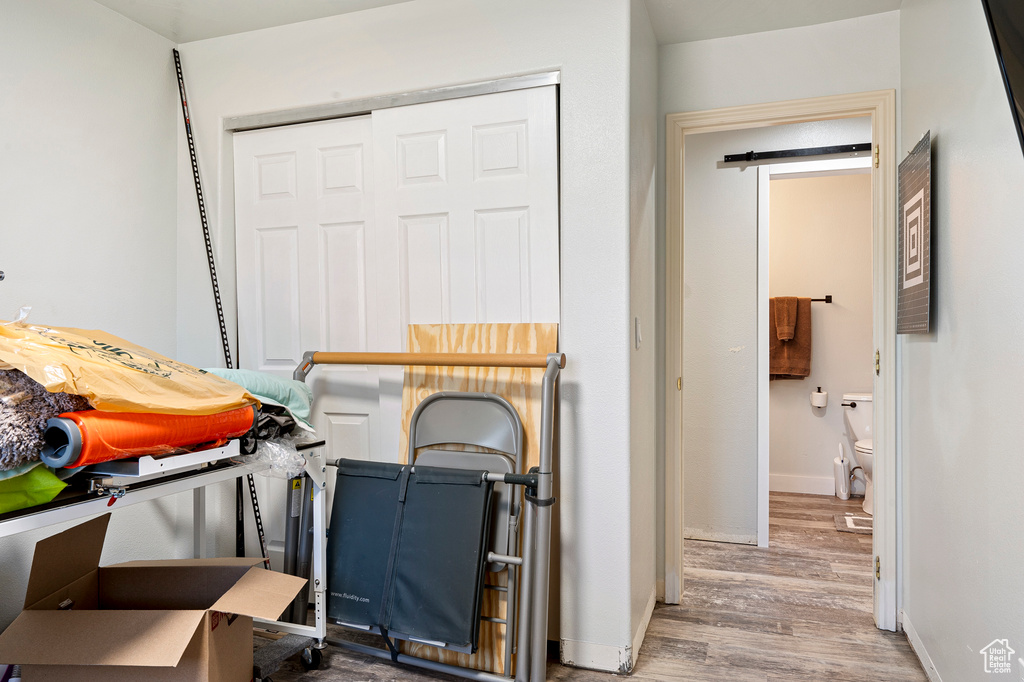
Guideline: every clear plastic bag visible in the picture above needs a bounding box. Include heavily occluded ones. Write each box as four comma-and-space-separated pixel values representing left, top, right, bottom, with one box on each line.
237, 437, 306, 479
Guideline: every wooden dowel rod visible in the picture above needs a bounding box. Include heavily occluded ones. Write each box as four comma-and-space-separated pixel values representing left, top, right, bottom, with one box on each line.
310, 351, 564, 369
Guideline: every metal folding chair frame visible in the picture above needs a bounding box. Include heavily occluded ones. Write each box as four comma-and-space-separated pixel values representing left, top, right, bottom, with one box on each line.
289, 350, 563, 682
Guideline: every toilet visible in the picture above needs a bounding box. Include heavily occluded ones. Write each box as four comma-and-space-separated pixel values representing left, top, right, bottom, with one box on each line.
842, 392, 873, 515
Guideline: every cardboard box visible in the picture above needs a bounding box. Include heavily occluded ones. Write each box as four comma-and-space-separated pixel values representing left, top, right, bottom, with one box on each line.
0, 514, 307, 681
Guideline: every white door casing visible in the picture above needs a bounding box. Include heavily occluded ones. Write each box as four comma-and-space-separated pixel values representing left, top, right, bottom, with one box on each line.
664, 91, 898, 631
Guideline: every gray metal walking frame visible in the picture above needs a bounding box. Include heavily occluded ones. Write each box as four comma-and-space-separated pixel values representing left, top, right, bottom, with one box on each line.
285, 350, 563, 682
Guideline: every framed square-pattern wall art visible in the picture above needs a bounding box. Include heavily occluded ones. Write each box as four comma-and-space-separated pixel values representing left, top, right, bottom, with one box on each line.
897, 131, 931, 334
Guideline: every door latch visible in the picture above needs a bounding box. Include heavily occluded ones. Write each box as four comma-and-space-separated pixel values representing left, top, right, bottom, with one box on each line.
875, 555, 881, 580
875, 350, 880, 376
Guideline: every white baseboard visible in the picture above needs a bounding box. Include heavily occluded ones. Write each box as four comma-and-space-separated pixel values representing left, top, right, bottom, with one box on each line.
769, 473, 835, 496
630, 586, 657, 670
684, 528, 757, 545
901, 610, 942, 682
560, 638, 634, 674
663, 570, 681, 604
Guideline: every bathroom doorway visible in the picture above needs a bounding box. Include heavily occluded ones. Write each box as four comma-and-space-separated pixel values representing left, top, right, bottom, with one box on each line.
664, 91, 898, 630
761, 153, 874, 529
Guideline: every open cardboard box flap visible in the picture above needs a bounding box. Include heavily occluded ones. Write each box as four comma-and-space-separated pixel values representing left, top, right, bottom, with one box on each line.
0, 610, 206, 667
23, 513, 110, 608
211, 567, 308, 620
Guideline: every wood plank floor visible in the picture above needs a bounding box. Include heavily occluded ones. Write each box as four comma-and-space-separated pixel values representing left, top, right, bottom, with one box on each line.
260, 492, 925, 681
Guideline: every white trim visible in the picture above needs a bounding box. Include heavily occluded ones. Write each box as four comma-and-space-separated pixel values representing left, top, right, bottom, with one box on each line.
769, 156, 873, 176
757, 166, 770, 548
902, 610, 943, 682
224, 71, 561, 132
554, 587, 656, 674
560, 638, 634, 674
870, 90, 899, 632
630, 587, 657, 669
664, 90, 899, 630
768, 474, 836, 496
683, 529, 757, 545
663, 569, 681, 606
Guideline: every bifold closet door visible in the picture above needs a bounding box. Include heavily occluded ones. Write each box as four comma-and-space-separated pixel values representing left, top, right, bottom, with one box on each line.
371, 86, 560, 339
234, 85, 560, 479
234, 115, 380, 551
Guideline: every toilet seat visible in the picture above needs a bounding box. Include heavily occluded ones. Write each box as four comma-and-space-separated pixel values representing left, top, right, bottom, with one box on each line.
855, 438, 873, 454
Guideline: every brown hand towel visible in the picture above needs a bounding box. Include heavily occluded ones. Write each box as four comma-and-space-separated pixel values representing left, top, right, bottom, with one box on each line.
774, 296, 798, 341
770, 297, 812, 379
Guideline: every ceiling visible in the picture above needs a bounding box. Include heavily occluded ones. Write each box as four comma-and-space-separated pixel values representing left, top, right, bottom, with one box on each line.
643, 0, 903, 45
92, 0, 903, 46
92, 0, 414, 43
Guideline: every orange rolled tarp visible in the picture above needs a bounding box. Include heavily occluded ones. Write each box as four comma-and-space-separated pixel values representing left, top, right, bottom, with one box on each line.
40, 406, 257, 468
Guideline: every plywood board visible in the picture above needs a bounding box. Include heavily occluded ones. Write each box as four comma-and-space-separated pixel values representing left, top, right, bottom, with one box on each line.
398, 323, 557, 674
399, 323, 558, 471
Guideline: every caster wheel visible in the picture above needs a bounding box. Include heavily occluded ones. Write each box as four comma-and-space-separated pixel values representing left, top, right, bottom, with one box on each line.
301, 647, 323, 670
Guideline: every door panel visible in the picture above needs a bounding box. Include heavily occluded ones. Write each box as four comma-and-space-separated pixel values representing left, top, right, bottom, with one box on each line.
373, 86, 560, 346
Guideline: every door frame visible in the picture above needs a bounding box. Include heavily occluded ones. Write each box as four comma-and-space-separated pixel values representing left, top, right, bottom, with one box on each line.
664, 90, 898, 631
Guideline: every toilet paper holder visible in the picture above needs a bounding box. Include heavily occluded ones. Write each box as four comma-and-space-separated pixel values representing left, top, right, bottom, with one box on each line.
810, 387, 828, 408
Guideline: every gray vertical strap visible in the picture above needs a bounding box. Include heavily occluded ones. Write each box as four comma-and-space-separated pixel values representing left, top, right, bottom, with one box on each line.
378, 466, 412, 627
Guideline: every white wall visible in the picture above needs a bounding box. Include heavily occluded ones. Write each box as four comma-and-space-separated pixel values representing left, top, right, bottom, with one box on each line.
0, 0, 178, 350
0, 0, 188, 628
656, 11, 900, 567
769, 173, 873, 495
174, 0, 638, 669
900, 0, 1024, 678
627, 0, 658, 670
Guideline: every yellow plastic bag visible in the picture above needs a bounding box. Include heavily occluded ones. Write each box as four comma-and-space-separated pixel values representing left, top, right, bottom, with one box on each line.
0, 319, 257, 415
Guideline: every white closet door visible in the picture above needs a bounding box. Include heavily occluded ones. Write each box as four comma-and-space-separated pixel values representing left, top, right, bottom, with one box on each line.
372, 85, 561, 343
370, 85, 560, 463
235, 86, 560, 477
234, 116, 379, 551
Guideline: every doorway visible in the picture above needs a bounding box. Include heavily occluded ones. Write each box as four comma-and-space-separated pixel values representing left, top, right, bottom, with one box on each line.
762, 155, 874, 534
663, 91, 898, 631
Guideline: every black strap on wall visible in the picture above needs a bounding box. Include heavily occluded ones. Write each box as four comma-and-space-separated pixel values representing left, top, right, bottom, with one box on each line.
174, 49, 268, 566
173, 49, 233, 369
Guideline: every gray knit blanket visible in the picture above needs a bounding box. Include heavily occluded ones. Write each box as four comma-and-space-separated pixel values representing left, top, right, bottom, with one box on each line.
0, 369, 91, 471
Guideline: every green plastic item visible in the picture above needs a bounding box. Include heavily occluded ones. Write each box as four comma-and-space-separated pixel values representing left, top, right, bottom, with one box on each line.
0, 463, 67, 514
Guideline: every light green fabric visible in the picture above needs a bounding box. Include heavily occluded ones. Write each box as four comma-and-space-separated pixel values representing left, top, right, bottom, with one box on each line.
0, 464, 67, 514
202, 368, 313, 429
0, 460, 38, 482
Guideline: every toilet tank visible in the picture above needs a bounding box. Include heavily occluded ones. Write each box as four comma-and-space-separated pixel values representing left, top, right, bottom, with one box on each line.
842, 392, 873, 442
